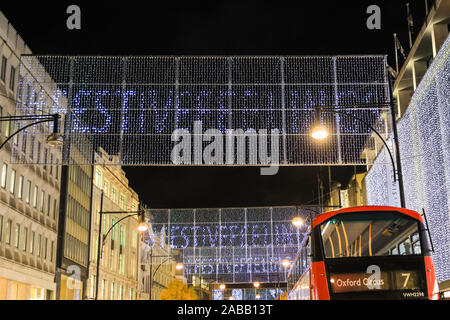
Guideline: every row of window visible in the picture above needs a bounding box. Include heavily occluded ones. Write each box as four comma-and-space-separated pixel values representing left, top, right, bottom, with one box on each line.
89, 275, 136, 300
1, 162, 59, 219
0, 55, 16, 92
63, 233, 88, 267
19, 131, 60, 179
0, 215, 55, 261
389, 232, 421, 255
68, 165, 91, 197
95, 167, 138, 211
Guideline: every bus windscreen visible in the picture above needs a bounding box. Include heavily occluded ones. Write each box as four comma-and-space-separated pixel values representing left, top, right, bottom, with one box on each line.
320, 212, 422, 259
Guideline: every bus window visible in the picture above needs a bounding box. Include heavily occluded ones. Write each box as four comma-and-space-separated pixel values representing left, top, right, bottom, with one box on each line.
399, 237, 412, 255
320, 212, 422, 258
412, 232, 421, 254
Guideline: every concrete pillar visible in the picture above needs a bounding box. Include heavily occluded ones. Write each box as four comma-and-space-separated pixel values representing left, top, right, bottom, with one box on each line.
396, 89, 414, 118
431, 23, 449, 58
412, 59, 428, 91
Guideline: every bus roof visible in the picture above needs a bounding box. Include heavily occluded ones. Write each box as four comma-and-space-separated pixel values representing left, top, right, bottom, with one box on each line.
312, 206, 424, 228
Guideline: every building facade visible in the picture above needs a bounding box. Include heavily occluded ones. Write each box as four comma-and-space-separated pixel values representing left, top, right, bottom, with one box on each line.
0, 11, 61, 300
139, 227, 179, 300
364, 1, 450, 290
85, 148, 140, 300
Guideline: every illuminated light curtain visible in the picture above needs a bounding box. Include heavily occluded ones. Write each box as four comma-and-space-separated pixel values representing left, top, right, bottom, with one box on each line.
13, 56, 390, 167
365, 35, 450, 282
146, 206, 319, 284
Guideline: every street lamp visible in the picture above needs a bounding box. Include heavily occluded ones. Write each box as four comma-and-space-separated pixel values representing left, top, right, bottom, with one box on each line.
219, 283, 226, 291
175, 262, 184, 271
147, 243, 184, 300
281, 259, 291, 269
137, 221, 150, 232
253, 281, 260, 288
310, 106, 405, 208
291, 217, 303, 228
0, 113, 63, 149
94, 191, 147, 300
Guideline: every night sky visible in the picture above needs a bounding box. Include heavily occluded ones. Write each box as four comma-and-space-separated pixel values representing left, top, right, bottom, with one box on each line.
1, 1, 428, 209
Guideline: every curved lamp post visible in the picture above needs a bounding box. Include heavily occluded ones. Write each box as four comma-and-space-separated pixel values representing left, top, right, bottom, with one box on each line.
148, 252, 183, 300
0, 113, 63, 149
310, 106, 405, 208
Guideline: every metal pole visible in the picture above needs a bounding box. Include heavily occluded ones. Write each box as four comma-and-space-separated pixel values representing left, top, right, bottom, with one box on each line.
387, 73, 406, 208
149, 245, 153, 300
95, 191, 104, 300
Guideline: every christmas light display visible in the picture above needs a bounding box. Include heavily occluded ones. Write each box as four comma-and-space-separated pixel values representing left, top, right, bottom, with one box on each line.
366, 35, 450, 282
145, 206, 318, 284
13, 55, 390, 166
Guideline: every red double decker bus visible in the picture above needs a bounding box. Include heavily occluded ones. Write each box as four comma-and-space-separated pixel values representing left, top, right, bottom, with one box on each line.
287, 206, 440, 300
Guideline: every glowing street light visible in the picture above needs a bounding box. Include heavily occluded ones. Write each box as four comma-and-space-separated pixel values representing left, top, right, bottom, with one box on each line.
281, 259, 291, 269
253, 281, 260, 288
219, 284, 226, 291
291, 217, 303, 228
175, 262, 184, 271
310, 124, 329, 140
137, 221, 149, 232
255, 293, 261, 299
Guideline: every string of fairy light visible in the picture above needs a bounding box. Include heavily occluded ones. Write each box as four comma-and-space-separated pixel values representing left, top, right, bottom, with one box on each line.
12, 55, 391, 166
366, 36, 450, 282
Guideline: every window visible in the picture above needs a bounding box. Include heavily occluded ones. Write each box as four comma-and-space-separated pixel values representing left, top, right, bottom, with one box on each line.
9, 66, 15, 91
21, 132, 27, 153
37, 234, 42, 257
50, 153, 53, 175
119, 285, 124, 300
14, 223, 20, 248
412, 232, 421, 254
30, 231, 35, 254
47, 194, 51, 216
120, 194, 126, 210
53, 198, 57, 219
399, 237, 412, 255
30, 136, 35, 161
43, 148, 48, 170
25, 180, 31, 204
101, 279, 106, 300
50, 240, 54, 262
44, 237, 48, 259
0, 56, 6, 82
4, 113, 10, 138
103, 179, 109, 195
40, 190, 45, 212
0, 215, 3, 242
23, 227, 28, 252
33, 186, 38, 208
110, 282, 115, 300
1, 163, 7, 188
5, 219, 12, 245
55, 160, 59, 180
10, 169, 15, 194
320, 212, 422, 258
37, 142, 41, 163
119, 254, 124, 274
95, 168, 102, 188
17, 175, 23, 199
111, 188, 117, 203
